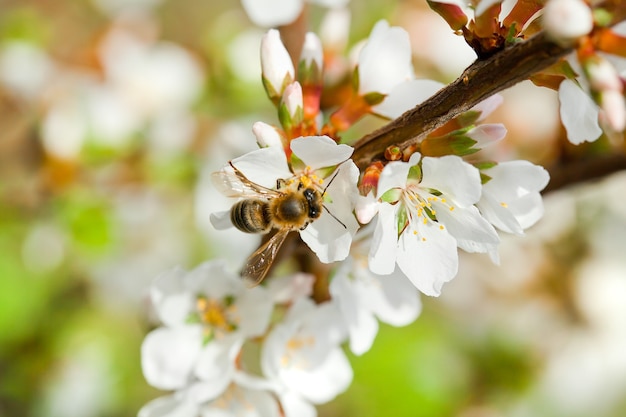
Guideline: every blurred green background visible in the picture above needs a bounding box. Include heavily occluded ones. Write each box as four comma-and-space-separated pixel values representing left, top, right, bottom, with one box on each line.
2, 0, 626, 416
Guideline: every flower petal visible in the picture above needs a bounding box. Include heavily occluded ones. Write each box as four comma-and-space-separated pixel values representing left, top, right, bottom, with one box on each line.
559, 79, 602, 144
396, 221, 458, 296
141, 326, 203, 390
151, 267, 195, 327
358, 20, 414, 95
419, 155, 482, 207
246, 1, 303, 28
368, 203, 399, 275
232, 146, 291, 189
376, 159, 414, 200
290, 135, 353, 169
209, 210, 233, 230
280, 391, 317, 417
281, 348, 353, 404
362, 267, 421, 326
373, 79, 444, 119
138, 394, 198, 417
434, 203, 500, 253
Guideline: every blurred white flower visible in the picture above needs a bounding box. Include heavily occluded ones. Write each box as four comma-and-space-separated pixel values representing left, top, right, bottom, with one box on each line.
357, 20, 443, 119
330, 245, 421, 355
543, 0, 593, 46
261, 298, 352, 417
141, 261, 273, 402
139, 382, 281, 417
0, 41, 55, 100
241, 0, 349, 27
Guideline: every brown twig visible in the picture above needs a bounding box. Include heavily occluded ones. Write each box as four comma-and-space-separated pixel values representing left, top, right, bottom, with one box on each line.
544, 153, 626, 193
351, 32, 574, 169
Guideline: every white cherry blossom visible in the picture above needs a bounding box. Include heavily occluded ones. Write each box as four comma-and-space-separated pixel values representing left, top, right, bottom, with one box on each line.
365, 153, 500, 296
211, 135, 360, 263
141, 261, 273, 403
356, 20, 444, 119
138, 382, 281, 417
261, 298, 352, 417
477, 161, 550, 236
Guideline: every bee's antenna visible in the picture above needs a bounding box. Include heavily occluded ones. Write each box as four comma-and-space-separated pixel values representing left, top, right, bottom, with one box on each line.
324, 205, 347, 229
321, 167, 347, 229
321, 167, 341, 196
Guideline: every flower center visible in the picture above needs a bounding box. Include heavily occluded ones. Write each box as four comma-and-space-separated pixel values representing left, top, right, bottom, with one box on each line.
196, 295, 239, 341
281, 335, 316, 368
399, 187, 454, 238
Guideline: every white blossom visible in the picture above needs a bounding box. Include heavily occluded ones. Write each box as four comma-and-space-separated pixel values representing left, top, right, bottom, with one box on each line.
330, 240, 421, 355
477, 161, 550, 237
357, 20, 443, 119
365, 153, 499, 296
261, 298, 352, 417
141, 261, 273, 402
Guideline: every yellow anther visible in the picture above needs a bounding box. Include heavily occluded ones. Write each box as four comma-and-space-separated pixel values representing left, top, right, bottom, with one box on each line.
431, 210, 436, 215
422, 237, 427, 241
500, 202, 508, 208
423, 218, 427, 224
449, 206, 455, 211
441, 198, 446, 203
413, 230, 418, 235
439, 225, 444, 230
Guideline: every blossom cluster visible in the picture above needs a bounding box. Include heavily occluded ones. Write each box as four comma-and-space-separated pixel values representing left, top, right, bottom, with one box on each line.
138, 0, 626, 416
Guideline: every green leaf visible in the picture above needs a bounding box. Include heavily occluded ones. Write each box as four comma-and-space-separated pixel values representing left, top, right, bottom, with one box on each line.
474, 161, 498, 170
380, 188, 402, 203
362, 91, 387, 106
397, 207, 408, 237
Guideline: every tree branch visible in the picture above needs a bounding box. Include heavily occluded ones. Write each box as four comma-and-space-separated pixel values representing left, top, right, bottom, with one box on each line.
544, 152, 626, 193
352, 32, 573, 170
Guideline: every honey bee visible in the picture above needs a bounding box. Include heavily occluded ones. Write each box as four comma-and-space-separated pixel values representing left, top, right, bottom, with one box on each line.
212, 162, 343, 286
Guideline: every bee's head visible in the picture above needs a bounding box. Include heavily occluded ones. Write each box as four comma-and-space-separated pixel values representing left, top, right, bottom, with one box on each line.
302, 188, 322, 219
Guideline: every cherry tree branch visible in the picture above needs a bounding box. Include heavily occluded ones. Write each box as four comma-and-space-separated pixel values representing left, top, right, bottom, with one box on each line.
544, 152, 626, 193
352, 31, 573, 169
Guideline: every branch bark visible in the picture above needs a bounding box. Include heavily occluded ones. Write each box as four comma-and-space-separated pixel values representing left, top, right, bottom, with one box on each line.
351, 32, 574, 170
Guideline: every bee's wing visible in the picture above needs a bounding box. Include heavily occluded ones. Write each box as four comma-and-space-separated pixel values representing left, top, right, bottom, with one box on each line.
211, 164, 282, 199
241, 228, 290, 287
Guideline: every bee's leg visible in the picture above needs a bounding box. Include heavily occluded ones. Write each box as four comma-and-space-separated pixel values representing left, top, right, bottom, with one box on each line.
276, 178, 287, 190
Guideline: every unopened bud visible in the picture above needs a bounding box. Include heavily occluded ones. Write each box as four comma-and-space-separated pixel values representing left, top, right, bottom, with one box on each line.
261, 29, 295, 102
585, 56, 623, 93
601, 89, 626, 132
278, 82, 304, 130
543, 0, 593, 46
252, 121, 285, 148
